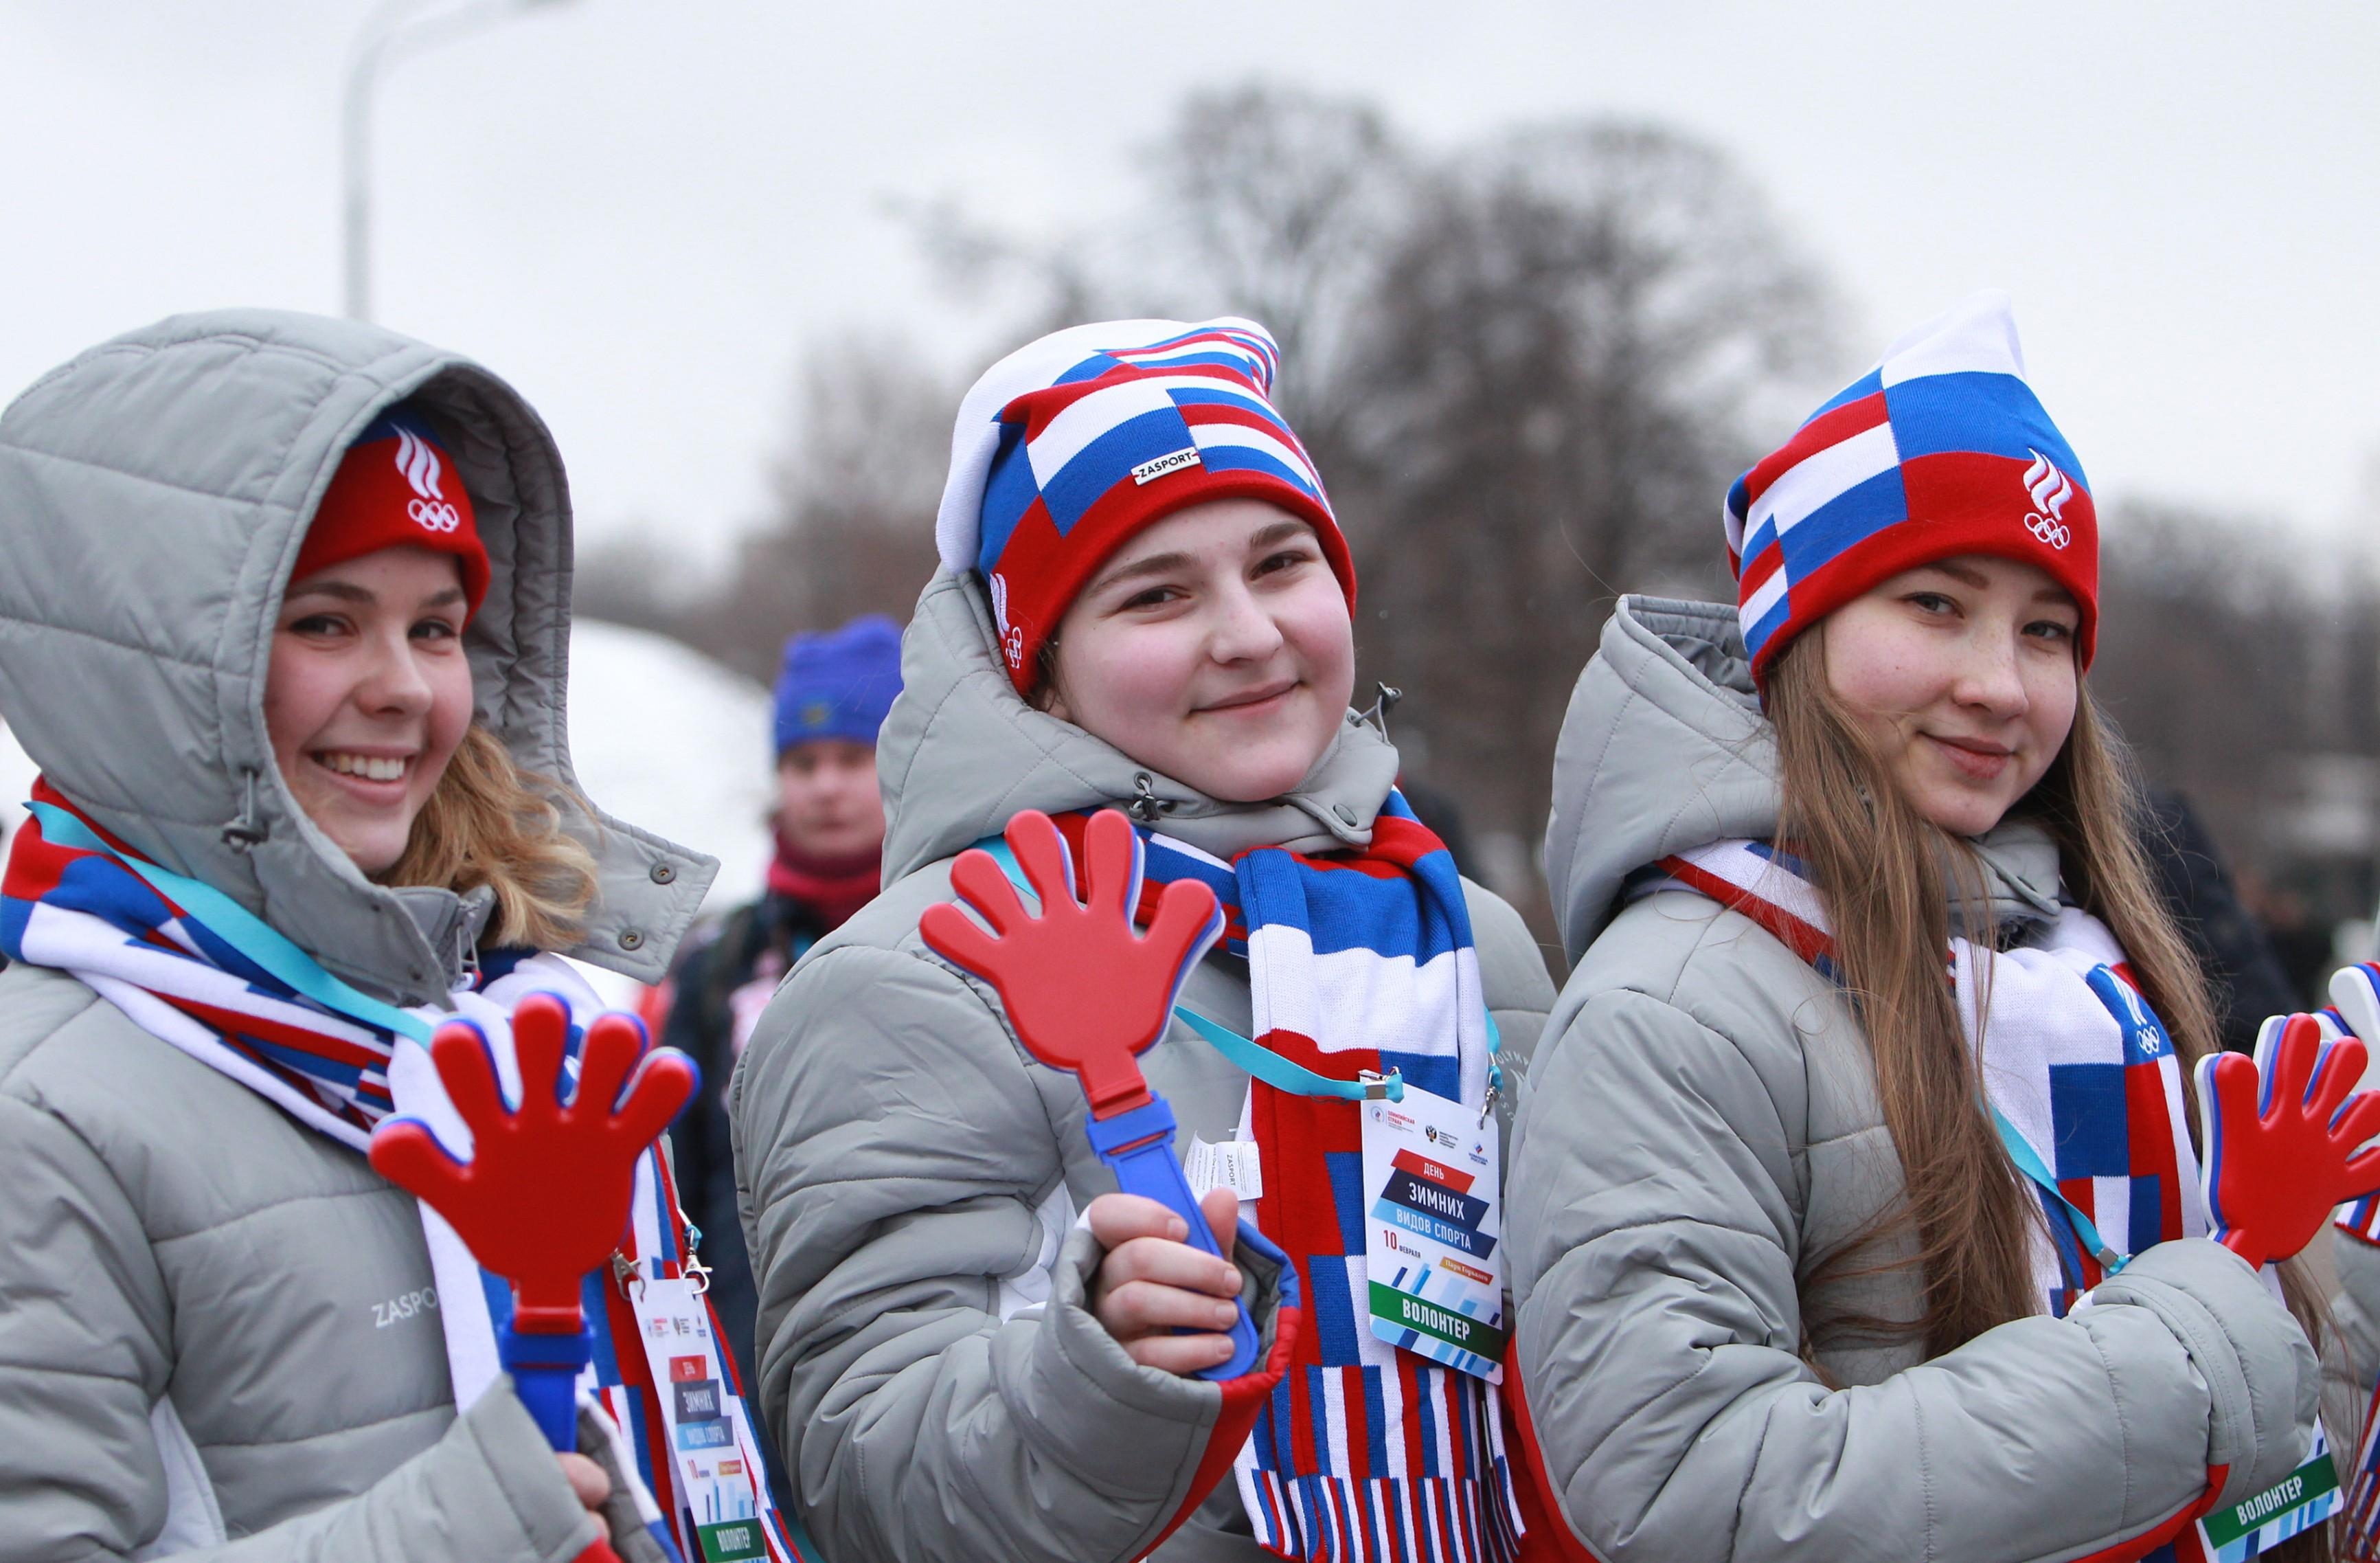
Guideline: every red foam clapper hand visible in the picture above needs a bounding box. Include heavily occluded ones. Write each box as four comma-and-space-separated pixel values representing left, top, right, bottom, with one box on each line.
920, 808, 1258, 1379
2197, 1011, 2380, 1269
370, 993, 698, 1448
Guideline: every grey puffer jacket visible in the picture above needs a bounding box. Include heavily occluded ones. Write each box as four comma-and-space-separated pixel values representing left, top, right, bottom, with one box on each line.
1508, 596, 2321, 1563
0, 312, 716, 1561
731, 570, 1557, 1563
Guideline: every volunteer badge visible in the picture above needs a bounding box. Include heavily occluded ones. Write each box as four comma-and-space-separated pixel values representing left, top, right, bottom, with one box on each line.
1363, 1086, 1507, 1381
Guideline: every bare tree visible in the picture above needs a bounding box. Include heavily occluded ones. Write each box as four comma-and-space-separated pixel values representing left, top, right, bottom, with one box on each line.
580, 333, 952, 682
2094, 503, 2380, 897
1337, 122, 1839, 892
574, 524, 709, 643
2094, 505, 2308, 837
704, 334, 949, 679
905, 85, 1412, 451
1124, 86, 1414, 445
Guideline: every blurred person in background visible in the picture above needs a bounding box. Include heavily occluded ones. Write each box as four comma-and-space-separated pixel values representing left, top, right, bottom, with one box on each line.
2241, 872, 2344, 1010
2139, 785, 2300, 1052
661, 614, 900, 1428
0, 313, 726, 1561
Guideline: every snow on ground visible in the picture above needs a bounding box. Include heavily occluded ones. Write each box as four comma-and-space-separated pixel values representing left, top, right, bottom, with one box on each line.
0, 620, 775, 1011
564, 618, 775, 907
563, 619, 776, 1007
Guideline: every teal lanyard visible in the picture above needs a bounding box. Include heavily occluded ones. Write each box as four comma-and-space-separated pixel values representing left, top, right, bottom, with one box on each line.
1989, 1102, 2127, 1273
966, 833, 1504, 1107
27, 800, 438, 1045
1169, 1000, 1405, 1103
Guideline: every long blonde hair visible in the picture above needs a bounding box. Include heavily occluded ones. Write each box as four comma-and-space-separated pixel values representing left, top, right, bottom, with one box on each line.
1768, 629, 2324, 1353
381, 724, 597, 951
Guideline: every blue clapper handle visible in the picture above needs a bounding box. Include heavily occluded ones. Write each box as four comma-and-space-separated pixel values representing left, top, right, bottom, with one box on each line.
501, 1318, 593, 1450
1087, 1095, 1262, 1380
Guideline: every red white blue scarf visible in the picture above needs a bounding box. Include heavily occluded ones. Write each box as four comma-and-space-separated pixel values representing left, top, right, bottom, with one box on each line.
1650, 838, 2207, 1317
2342, 1195, 2380, 1560
1096, 793, 1521, 1563
0, 783, 809, 1563
2328, 1009, 2380, 1558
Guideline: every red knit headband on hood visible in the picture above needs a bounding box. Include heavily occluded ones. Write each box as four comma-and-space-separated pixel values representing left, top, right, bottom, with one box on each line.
292, 409, 490, 618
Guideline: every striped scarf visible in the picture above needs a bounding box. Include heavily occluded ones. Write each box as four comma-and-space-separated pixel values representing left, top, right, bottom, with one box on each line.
1649, 839, 2206, 1317
1093, 793, 1519, 1563
2332, 1098, 2380, 1555
0, 783, 809, 1563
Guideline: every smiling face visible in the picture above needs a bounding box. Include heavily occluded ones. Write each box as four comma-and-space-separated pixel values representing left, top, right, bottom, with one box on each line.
264, 546, 477, 875
1819, 553, 2083, 837
1042, 497, 1356, 804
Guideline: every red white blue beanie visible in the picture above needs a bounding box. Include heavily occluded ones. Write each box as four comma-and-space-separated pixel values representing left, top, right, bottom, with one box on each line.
932, 317, 1354, 691
1727, 290, 2096, 690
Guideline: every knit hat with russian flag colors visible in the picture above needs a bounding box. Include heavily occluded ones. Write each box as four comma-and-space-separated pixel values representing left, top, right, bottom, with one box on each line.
294, 407, 490, 620
1725, 290, 2096, 692
933, 317, 1353, 692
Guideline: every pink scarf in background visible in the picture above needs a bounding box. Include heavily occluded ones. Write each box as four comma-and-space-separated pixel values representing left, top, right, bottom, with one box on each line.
764, 833, 880, 931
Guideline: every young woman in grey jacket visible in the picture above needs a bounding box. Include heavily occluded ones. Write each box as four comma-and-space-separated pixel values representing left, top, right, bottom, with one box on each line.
732, 317, 1559, 1563
0, 312, 727, 1561
1510, 292, 2344, 1563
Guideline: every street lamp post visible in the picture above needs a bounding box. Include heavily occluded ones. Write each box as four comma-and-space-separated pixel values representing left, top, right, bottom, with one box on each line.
341, 0, 576, 321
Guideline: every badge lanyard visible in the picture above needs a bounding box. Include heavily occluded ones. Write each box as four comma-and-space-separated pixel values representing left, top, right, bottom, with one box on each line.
1989, 1103, 2129, 1274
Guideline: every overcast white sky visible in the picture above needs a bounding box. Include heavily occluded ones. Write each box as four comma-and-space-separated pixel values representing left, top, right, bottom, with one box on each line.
5, 3, 2375, 572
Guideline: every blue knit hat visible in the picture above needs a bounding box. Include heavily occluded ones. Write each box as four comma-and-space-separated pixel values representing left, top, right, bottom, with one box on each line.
773, 615, 903, 754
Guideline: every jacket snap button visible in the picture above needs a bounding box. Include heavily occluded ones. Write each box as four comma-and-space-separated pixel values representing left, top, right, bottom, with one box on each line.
650, 863, 676, 884
1332, 804, 1357, 826
619, 929, 646, 951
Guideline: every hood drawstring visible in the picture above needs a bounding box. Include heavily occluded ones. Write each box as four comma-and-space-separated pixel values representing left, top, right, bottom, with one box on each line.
1129, 772, 1169, 825
455, 919, 481, 987
1357, 682, 1403, 740
221, 768, 268, 851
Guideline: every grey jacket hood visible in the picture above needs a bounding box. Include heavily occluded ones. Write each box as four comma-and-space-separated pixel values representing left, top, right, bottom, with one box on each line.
877, 568, 1404, 882
0, 310, 715, 1004
1542, 594, 2062, 965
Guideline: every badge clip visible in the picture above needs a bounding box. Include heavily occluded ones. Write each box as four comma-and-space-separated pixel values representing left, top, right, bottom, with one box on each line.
611, 1249, 645, 1304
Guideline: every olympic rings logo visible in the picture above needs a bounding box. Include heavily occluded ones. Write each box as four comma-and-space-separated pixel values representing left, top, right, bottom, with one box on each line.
409, 497, 462, 534
2025, 512, 2071, 550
